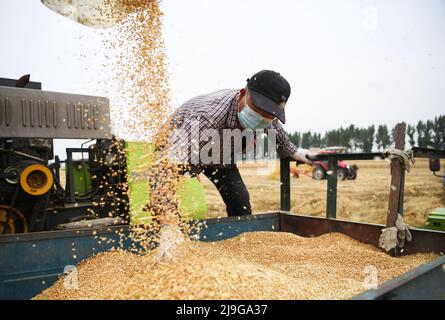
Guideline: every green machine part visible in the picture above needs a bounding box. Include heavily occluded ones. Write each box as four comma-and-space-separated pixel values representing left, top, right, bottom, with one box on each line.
124, 141, 208, 224
425, 208, 445, 231
72, 160, 92, 194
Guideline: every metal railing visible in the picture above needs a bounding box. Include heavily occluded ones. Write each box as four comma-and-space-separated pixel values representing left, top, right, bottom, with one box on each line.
280, 147, 445, 220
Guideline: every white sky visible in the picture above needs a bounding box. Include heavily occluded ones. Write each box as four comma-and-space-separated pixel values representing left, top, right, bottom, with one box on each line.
1, 0, 444, 138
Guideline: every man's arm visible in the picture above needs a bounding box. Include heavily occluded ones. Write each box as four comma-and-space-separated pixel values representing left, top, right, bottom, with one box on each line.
271, 120, 312, 163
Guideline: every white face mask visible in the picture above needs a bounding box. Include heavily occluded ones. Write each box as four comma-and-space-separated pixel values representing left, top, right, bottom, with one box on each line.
237, 98, 273, 130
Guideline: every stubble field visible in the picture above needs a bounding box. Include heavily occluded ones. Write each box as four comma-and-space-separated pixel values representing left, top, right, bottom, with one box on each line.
200, 159, 444, 228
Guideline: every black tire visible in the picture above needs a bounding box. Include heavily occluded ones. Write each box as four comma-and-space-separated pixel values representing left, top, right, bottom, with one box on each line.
346, 165, 358, 180
337, 168, 346, 181
346, 173, 357, 180
346, 171, 357, 180
312, 165, 326, 180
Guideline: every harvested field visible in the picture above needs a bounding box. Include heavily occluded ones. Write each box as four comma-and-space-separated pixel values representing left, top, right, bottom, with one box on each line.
34, 231, 437, 300
202, 159, 444, 227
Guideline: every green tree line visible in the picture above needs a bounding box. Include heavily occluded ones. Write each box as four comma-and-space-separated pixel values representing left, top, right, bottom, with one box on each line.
287, 115, 445, 152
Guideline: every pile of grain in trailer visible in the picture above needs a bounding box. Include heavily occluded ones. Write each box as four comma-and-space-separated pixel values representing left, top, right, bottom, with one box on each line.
34, 232, 437, 300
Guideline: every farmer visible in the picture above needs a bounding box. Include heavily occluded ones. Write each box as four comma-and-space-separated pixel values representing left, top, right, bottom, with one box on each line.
149, 70, 312, 221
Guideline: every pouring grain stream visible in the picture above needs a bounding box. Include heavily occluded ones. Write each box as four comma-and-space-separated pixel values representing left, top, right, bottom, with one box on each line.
101, 0, 188, 258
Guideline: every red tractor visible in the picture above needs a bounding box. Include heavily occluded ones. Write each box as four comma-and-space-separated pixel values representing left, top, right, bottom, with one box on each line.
311, 149, 358, 181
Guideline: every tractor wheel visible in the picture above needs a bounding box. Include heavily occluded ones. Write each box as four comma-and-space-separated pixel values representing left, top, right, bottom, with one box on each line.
337, 168, 346, 181
347, 171, 357, 180
346, 165, 358, 180
312, 165, 326, 180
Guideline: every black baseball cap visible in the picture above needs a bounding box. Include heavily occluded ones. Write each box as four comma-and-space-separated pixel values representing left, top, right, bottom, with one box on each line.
246, 70, 291, 123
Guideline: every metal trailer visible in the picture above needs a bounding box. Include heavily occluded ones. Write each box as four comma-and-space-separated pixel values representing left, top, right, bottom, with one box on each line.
1, 149, 445, 300
0, 81, 444, 299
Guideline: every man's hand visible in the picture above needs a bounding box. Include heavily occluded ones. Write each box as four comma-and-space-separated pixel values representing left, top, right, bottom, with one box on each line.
292, 148, 313, 164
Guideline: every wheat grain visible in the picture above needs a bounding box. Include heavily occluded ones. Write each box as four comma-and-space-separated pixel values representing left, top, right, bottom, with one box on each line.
34, 232, 437, 300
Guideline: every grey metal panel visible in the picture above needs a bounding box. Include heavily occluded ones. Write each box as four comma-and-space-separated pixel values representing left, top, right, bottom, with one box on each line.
352, 254, 445, 300
0, 86, 113, 139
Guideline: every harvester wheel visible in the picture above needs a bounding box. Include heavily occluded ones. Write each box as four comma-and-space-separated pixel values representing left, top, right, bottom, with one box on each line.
312, 165, 326, 180
347, 171, 357, 180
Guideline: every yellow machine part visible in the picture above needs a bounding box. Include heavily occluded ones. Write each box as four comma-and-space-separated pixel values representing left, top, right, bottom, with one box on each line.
298, 163, 314, 176
20, 164, 54, 196
0, 205, 28, 234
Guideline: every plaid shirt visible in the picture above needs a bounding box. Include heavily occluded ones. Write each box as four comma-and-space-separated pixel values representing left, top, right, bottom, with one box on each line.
164, 89, 298, 171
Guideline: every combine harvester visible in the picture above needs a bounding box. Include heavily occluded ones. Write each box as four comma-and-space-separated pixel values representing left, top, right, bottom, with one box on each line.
0, 0, 444, 300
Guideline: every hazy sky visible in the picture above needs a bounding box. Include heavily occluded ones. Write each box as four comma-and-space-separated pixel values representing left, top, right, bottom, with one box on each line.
1, 0, 444, 138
